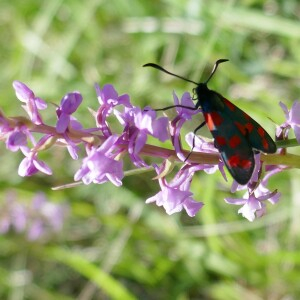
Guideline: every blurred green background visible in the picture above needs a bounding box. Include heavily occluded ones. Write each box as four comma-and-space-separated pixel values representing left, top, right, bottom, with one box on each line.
0, 0, 300, 299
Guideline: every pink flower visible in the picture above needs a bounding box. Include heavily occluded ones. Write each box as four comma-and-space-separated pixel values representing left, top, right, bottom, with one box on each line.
277, 101, 300, 142
74, 135, 124, 186
13, 81, 47, 124
146, 164, 204, 217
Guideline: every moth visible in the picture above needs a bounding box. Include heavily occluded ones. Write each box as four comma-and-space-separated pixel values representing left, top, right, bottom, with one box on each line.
143, 59, 277, 185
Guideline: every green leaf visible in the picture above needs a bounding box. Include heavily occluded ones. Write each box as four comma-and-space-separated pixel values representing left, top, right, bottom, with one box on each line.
46, 247, 137, 300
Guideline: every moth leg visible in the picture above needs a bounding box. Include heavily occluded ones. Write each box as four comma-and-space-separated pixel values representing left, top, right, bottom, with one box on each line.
144, 105, 198, 112
185, 121, 206, 162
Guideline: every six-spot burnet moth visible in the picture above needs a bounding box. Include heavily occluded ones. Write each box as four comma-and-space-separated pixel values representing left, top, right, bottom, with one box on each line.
143, 59, 277, 185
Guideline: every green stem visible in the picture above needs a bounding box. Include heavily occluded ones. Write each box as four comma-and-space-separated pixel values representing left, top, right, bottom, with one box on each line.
140, 143, 300, 168
276, 138, 299, 148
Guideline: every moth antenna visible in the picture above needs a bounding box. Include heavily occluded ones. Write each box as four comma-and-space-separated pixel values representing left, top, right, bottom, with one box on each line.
143, 63, 198, 85
204, 59, 229, 84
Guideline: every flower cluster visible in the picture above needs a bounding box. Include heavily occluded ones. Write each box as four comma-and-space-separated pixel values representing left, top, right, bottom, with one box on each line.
0, 80, 299, 221
0, 191, 68, 240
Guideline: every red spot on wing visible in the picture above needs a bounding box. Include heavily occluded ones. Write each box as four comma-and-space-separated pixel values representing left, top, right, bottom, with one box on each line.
235, 122, 254, 136
228, 155, 252, 169
227, 155, 239, 167
257, 127, 265, 137
234, 122, 246, 135
243, 112, 251, 120
262, 138, 270, 150
241, 159, 252, 169
204, 112, 223, 131
224, 99, 235, 111
215, 136, 226, 146
229, 135, 241, 148
245, 122, 254, 133
211, 112, 223, 125
204, 113, 214, 131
